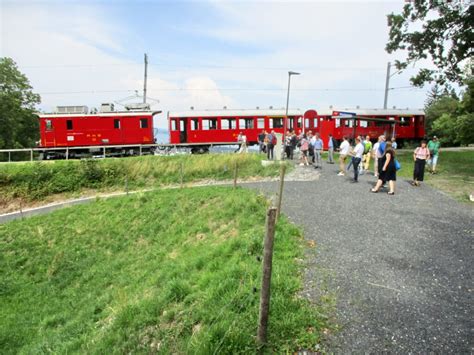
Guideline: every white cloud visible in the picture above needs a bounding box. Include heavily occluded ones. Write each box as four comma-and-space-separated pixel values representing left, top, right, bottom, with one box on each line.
1, 0, 429, 134
0, 2, 234, 129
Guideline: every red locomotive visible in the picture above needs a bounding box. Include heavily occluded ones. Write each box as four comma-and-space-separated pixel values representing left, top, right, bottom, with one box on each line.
38, 104, 160, 157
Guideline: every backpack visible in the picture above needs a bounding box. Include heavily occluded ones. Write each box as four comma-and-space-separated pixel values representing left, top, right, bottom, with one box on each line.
271, 135, 277, 145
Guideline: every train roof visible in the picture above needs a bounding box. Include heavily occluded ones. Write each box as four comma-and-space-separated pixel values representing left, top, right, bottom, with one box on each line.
332, 108, 425, 116
38, 111, 161, 118
168, 109, 303, 118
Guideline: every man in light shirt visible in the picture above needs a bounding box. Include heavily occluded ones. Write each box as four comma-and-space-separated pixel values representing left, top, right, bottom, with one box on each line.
312, 133, 324, 169
337, 136, 350, 176
350, 137, 365, 182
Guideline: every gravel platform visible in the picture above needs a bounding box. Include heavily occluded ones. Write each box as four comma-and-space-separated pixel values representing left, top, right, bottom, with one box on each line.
246, 163, 473, 353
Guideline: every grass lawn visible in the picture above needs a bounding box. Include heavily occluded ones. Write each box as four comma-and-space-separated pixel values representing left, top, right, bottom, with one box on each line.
0, 187, 329, 353
325, 150, 473, 202
389, 150, 473, 202
0, 153, 288, 213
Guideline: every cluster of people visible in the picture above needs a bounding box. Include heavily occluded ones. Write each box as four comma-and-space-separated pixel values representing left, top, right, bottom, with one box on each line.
256, 130, 278, 160
238, 129, 442, 196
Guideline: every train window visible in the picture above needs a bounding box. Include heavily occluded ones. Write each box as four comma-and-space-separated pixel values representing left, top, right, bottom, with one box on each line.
66, 120, 73, 130
222, 118, 236, 130
343, 119, 354, 128
46, 120, 52, 130
140, 118, 148, 128
399, 117, 410, 127
191, 119, 199, 130
272, 118, 283, 128
202, 119, 217, 130
314, 118, 318, 128
171, 119, 178, 131
375, 121, 386, 127
239, 118, 254, 129
335, 119, 340, 128
114, 119, 120, 129
257, 118, 265, 129
359, 120, 368, 128
296, 117, 302, 128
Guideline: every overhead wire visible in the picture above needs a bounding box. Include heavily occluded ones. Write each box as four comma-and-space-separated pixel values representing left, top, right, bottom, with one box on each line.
37, 87, 423, 95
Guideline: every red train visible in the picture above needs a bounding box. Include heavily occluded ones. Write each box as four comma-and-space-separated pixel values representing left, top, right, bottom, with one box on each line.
37, 104, 425, 156
38, 104, 160, 157
168, 108, 425, 151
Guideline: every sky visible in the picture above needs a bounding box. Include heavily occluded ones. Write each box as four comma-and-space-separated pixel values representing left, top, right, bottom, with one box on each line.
1, 0, 431, 130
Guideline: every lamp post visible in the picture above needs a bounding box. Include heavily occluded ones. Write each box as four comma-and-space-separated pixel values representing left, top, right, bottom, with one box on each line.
284, 71, 300, 135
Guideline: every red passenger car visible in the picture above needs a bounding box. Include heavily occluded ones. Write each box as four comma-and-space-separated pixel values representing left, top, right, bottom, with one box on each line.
39, 105, 159, 150
325, 108, 425, 146
168, 109, 319, 153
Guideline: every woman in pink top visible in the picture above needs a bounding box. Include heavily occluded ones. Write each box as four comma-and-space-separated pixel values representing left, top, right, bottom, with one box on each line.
412, 140, 431, 186
299, 134, 310, 166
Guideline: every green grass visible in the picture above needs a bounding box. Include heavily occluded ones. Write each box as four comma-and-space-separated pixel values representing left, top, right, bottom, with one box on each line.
392, 150, 474, 201
0, 187, 329, 353
0, 154, 287, 204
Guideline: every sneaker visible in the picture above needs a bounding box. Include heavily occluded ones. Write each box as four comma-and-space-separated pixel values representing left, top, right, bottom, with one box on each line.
337, 172, 344, 176
299, 163, 305, 166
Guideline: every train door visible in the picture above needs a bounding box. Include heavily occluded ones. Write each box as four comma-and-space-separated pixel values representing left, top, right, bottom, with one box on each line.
43, 118, 56, 146
179, 118, 187, 143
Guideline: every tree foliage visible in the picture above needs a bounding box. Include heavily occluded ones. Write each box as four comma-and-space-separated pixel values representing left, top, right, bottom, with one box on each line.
386, 1, 473, 88
0, 57, 41, 149
426, 78, 474, 146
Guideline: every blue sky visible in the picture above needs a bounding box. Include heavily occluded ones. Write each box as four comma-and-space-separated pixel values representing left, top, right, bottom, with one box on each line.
1, 0, 432, 129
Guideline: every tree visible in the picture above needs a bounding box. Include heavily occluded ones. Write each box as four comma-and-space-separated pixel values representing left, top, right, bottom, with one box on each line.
0, 57, 41, 149
386, 2, 473, 88
427, 77, 474, 145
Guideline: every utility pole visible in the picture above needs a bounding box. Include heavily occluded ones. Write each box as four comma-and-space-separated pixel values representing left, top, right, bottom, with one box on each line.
143, 53, 148, 104
383, 61, 391, 109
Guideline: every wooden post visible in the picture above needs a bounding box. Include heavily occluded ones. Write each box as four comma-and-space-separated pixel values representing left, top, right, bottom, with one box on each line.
257, 207, 277, 346
103, 147, 106, 158
8, 152, 11, 162
139, 145, 142, 156
30, 149, 33, 161
276, 164, 286, 218
66, 147, 69, 160
233, 161, 238, 189
180, 161, 184, 188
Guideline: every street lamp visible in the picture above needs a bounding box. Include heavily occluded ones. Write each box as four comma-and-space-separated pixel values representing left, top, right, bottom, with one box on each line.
284, 71, 300, 135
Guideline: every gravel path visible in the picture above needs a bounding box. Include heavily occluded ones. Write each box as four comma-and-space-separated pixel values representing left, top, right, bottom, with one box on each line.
246, 162, 473, 353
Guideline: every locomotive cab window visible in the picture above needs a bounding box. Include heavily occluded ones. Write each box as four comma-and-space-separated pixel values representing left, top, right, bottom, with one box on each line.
140, 118, 148, 128
46, 120, 52, 130
313, 118, 318, 128
191, 119, 199, 131
66, 120, 73, 130
114, 119, 120, 129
